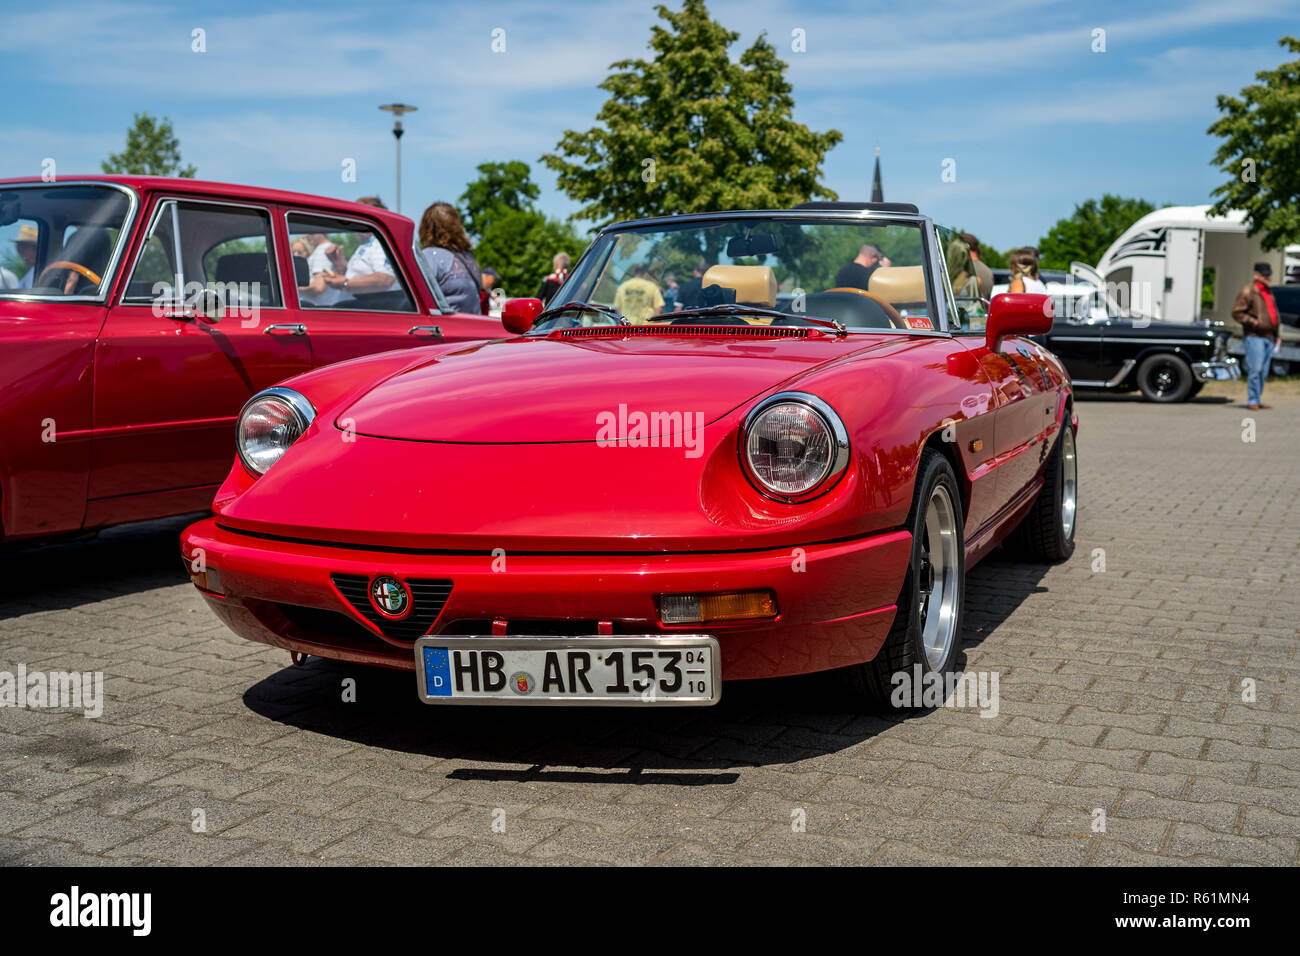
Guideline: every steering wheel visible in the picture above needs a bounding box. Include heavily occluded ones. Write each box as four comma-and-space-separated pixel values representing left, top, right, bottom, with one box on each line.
824, 287, 902, 328
37, 260, 102, 292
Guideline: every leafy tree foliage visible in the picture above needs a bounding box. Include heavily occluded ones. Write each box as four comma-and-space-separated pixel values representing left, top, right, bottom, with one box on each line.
102, 112, 196, 178
459, 161, 539, 239
458, 162, 586, 296
541, 0, 842, 225
1037, 195, 1156, 270
1208, 36, 1300, 250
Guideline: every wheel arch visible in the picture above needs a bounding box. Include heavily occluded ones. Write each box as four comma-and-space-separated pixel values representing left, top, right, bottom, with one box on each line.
919, 427, 972, 522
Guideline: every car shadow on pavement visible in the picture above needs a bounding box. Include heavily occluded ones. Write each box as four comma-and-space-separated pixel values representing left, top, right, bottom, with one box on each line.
0, 515, 198, 620
239, 548, 1052, 776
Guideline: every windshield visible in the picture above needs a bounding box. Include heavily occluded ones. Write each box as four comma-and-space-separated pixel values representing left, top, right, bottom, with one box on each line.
0, 184, 134, 299
536, 216, 939, 333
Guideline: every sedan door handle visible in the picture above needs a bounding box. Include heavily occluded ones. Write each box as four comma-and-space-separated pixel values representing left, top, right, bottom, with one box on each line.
408, 325, 443, 338
264, 324, 307, 335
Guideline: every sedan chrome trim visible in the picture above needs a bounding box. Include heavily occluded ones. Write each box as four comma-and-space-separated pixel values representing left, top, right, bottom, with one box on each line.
1106, 338, 1212, 346
1070, 359, 1136, 388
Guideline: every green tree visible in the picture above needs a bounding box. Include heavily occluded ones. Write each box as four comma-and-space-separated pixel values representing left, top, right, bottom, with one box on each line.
102, 112, 196, 178
1037, 195, 1156, 270
1207, 35, 1300, 250
459, 161, 539, 238
458, 162, 586, 296
541, 0, 842, 225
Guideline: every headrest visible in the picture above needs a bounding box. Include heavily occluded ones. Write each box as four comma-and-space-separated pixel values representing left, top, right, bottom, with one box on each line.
215, 252, 273, 288
703, 264, 777, 308
869, 265, 927, 304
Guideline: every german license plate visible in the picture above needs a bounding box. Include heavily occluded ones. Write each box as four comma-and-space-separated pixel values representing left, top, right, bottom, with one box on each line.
414, 635, 720, 706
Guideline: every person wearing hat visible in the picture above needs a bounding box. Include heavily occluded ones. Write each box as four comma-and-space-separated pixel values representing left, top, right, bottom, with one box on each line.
1232, 262, 1282, 410
2, 224, 38, 289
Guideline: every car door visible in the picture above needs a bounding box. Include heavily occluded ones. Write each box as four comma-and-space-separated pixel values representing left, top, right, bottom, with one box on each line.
936, 224, 1044, 512
1038, 314, 1109, 384
89, 196, 310, 505
280, 210, 499, 369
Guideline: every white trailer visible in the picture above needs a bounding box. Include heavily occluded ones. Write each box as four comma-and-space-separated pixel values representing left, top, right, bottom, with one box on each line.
1072, 205, 1298, 371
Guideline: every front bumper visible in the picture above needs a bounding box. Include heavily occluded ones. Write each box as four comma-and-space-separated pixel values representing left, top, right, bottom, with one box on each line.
1192, 358, 1240, 382
180, 517, 911, 681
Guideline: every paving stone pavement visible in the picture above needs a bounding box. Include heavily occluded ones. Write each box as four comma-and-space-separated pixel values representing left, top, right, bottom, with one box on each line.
0, 392, 1296, 866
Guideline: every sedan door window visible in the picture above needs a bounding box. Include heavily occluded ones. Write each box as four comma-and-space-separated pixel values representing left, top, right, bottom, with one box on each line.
286, 213, 416, 314
122, 200, 282, 311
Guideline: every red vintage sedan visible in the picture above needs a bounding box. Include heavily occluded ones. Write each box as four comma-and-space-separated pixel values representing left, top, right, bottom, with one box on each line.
182, 203, 1078, 705
0, 176, 504, 545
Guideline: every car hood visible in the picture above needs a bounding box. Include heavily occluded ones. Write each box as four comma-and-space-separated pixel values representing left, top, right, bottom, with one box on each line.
337, 331, 888, 443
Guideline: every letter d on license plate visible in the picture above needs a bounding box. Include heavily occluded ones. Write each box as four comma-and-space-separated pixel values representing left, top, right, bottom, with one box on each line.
414, 635, 720, 706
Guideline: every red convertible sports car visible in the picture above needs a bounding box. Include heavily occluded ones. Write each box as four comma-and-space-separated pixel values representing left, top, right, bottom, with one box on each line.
0, 176, 503, 545
182, 202, 1078, 706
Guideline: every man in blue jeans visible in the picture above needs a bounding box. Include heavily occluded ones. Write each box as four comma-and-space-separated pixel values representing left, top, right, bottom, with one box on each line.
1232, 262, 1282, 410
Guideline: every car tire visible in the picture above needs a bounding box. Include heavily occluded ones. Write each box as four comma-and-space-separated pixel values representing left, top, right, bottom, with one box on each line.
843, 448, 964, 707
1187, 380, 1205, 398
1004, 419, 1078, 562
1136, 353, 1194, 402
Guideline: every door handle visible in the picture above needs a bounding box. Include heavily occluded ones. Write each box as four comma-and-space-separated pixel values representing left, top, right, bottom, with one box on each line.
264, 324, 307, 335
408, 325, 443, 338
162, 309, 195, 320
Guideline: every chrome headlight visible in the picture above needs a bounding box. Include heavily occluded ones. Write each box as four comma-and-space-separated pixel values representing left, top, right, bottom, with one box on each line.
741, 392, 849, 501
236, 387, 316, 476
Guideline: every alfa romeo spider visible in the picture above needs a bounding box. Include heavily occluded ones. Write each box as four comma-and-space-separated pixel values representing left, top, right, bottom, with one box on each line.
182, 202, 1078, 706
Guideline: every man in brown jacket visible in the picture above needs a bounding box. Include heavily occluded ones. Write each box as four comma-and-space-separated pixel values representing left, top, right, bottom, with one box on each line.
1232, 262, 1282, 409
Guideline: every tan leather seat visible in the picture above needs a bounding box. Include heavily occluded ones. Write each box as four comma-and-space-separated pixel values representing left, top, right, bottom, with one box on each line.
702, 264, 778, 307
868, 265, 927, 305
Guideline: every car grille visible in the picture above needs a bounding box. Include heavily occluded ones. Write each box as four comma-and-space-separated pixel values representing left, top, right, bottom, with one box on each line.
330, 574, 453, 641
551, 325, 813, 339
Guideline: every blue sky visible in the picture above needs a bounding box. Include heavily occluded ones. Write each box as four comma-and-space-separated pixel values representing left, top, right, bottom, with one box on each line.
2, 0, 1297, 254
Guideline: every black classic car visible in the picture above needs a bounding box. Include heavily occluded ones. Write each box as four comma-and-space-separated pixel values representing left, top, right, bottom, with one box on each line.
980, 273, 1238, 402
1029, 315, 1237, 402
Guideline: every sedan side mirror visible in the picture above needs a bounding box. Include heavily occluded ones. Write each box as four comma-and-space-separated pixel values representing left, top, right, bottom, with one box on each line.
986, 293, 1052, 352
502, 297, 543, 335
190, 288, 224, 325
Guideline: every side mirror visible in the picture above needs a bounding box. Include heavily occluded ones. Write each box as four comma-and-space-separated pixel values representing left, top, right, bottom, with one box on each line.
502, 297, 543, 335
986, 293, 1052, 352
190, 288, 224, 325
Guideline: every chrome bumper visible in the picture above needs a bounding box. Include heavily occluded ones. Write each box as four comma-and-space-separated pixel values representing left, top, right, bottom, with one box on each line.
1192, 358, 1240, 382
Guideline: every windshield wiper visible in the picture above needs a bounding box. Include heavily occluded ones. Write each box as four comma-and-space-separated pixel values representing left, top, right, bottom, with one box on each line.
668, 304, 846, 336
535, 300, 628, 327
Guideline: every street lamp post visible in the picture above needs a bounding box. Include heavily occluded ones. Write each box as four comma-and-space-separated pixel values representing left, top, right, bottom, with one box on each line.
379, 103, 417, 214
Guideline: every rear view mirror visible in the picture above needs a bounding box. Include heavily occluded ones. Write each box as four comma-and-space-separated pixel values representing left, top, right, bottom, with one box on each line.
726, 233, 779, 258
502, 297, 543, 335
986, 293, 1052, 352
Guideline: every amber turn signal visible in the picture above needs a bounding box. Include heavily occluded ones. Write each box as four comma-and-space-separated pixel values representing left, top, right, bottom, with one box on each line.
658, 589, 778, 625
